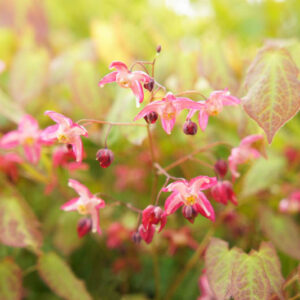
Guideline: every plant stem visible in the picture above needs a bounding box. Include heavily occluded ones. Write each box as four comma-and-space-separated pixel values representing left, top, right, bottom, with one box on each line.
77, 119, 147, 127
175, 90, 207, 99
289, 293, 300, 300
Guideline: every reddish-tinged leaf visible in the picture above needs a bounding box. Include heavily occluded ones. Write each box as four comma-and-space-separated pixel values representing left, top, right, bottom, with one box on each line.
242, 44, 300, 143
260, 208, 300, 260
0, 194, 42, 253
0, 257, 23, 300
205, 238, 243, 300
38, 252, 92, 300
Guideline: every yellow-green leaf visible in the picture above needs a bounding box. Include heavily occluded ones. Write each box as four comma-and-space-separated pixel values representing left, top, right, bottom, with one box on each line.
38, 252, 92, 300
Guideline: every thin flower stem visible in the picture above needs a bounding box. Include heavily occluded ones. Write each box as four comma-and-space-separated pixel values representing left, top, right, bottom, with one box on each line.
289, 293, 300, 300
189, 156, 214, 169
23, 265, 37, 277
283, 271, 299, 289
104, 124, 112, 148
154, 163, 185, 181
175, 90, 207, 100
155, 177, 169, 206
77, 119, 147, 127
130, 61, 150, 73
163, 141, 231, 172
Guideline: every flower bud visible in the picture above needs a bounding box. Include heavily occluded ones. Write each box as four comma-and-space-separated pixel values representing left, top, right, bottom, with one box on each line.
211, 180, 237, 206
144, 111, 158, 124
96, 148, 114, 168
182, 206, 197, 223
214, 159, 228, 178
132, 231, 142, 244
77, 218, 92, 238
144, 78, 155, 92
156, 45, 162, 53
183, 120, 198, 135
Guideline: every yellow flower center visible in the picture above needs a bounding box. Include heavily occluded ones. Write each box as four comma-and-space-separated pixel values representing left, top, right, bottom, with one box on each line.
185, 195, 197, 205
209, 109, 220, 116
24, 136, 35, 145
77, 204, 88, 215
118, 78, 131, 88
58, 134, 69, 143
162, 112, 175, 120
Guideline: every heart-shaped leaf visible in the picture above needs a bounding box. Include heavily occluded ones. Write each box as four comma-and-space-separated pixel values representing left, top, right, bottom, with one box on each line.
38, 252, 92, 300
242, 43, 300, 143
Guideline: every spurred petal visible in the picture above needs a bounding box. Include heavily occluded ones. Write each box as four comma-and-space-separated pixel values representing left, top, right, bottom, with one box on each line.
198, 109, 209, 131
40, 124, 59, 142
139, 224, 155, 244
134, 100, 165, 121
95, 198, 105, 209
90, 208, 101, 234
109, 61, 128, 72
23, 144, 41, 164
190, 176, 217, 192
240, 134, 264, 147
164, 192, 184, 215
98, 71, 118, 87
130, 80, 144, 106
45, 111, 73, 128
61, 197, 79, 211
159, 213, 167, 232
70, 124, 88, 137
131, 71, 151, 83
161, 117, 176, 135
164, 180, 188, 194
0, 130, 21, 148
174, 97, 205, 112
19, 115, 39, 132
68, 179, 92, 198
194, 192, 215, 221
72, 136, 84, 162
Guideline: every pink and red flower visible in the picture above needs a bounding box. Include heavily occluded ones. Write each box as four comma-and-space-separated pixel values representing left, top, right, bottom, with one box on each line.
162, 176, 217, 222
41, 111, 88, 163
211, 180, 237, 206
228, 134, 264, 179
61, 179, 105, 235
0, 152, 23, 182
187, 89, 241, 131
134, 92, 204, 134
0, 115, 45, 164
98, 61, 152, 107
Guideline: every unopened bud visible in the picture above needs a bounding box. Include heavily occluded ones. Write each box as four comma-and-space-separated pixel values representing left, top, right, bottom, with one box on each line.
182, 206, 197, 223
183, 120, 198, 135
144, 111, 158, 124
77, 218, 92, 238
156, 45, 162, 53
214, 159, 228, 178
144, 78, 155, 92
96, 148, 114, 168
132, 231, 142, 244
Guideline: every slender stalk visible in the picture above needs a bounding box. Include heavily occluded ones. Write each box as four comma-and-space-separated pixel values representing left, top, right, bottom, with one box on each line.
189, 156, 214, 169
77, 119, 147, 127
289, 293, 300, 300
283, 271, 299, 290
155, 177, 169, 206
154, 163, 185, 181
104, 124, 112, 148
175, 90, 207, 99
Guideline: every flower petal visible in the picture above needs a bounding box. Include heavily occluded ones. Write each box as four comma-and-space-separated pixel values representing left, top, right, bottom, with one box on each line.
134, 100, 165, 121
19, 115, 39, 132
190, 176, 217, 192
90, 208, 101, 234
194, 192, 215, 221
0, 130, 20, 148
23, 144, 41, 164
45, 111, 73, 128
198, 109, 209, 131
131, 71, 151, 83
40, 124, 59, 142
68, 178, 92, 198
164, 192, 184, 215
164, 180, 188, 194
161, 117, 176, 135
98, 71, 118, 87
72, 136, 84, 162
61, 197, 79, 211
130, 80, 144, 106
173, 97, 205, 112
109, 61, 128, 72
240, 134, 263, 147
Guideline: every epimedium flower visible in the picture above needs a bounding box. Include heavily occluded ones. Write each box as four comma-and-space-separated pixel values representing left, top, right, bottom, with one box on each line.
98, 61, 152, 107
162, 176, 217, 222
142, 205, 167, 233
134, 92, 204, 134
228, 134, 265, 179
138, 224, 156, 244
61, 179, 105, 235
211, 180, 237, 206
0, 115, 45, 164
41, 111, 88, 163
186, 89, 241, 131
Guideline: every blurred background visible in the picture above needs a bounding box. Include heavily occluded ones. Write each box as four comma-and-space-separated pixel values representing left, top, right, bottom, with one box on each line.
1, 0, 300, 299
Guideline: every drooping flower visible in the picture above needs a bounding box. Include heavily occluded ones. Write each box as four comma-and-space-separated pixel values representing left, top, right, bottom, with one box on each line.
162, 176, 217, 222
41, 111, 88, 163
163, 227, 198, 255
138, 224, 156, 244
106, 222, 132, 249
52, 145, 88, 171
142, 205, 167, 233
134, 92, 204, 134
61, 179, 105, 235
96, 148, 114, 168
279, 191, 300, 214
211, 180, 237, 206
0, 115, 45, 164
198, 270, 216, 300
187, 89, 241, 131
228, 134, 264, 179
0, 152, 23, 182
98, 61, 152, 107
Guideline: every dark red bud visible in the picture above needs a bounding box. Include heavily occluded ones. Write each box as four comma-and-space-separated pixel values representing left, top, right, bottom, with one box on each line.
77, 218, 92, 238
132, 231, 142, 244
156, 45, 162, 53
183, 120, 198, 135
144, 111, 158, 124
144, 78, 155, 92
182, 206, 197, 223
96, 148, 114, 168
214, 159, 228, 178
67, 144, 73, 151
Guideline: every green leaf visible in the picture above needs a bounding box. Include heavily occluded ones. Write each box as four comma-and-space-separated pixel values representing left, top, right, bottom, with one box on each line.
242, 43, 300, 143
0, 193, 43, 253
260, 208, 300, 260
9, 47, 49, 106
205, 238, 243, 299
0, 258, 23, 300
242, 154, 285, 196
38, 252, 92, 300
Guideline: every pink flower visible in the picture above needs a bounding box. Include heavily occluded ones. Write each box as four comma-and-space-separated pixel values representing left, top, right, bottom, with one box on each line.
138, 224, 156, 244
0, 152, 23, 182
106, 222, 131, 249
163, 176, 217, 222
0, 115, 45, 164
52, 145, 88, 172
198, 270, 216, 300
98, 61, 152, 107
211, 180, 237, 206
142, 205, 167, 233
187, 89, 241, 131
61, 179, 105, 235
228, 134, 264, 179
134, 92, 204, 134
41, 111, 88, 163
279, 191, 300, 214
163, 227, 198, 255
